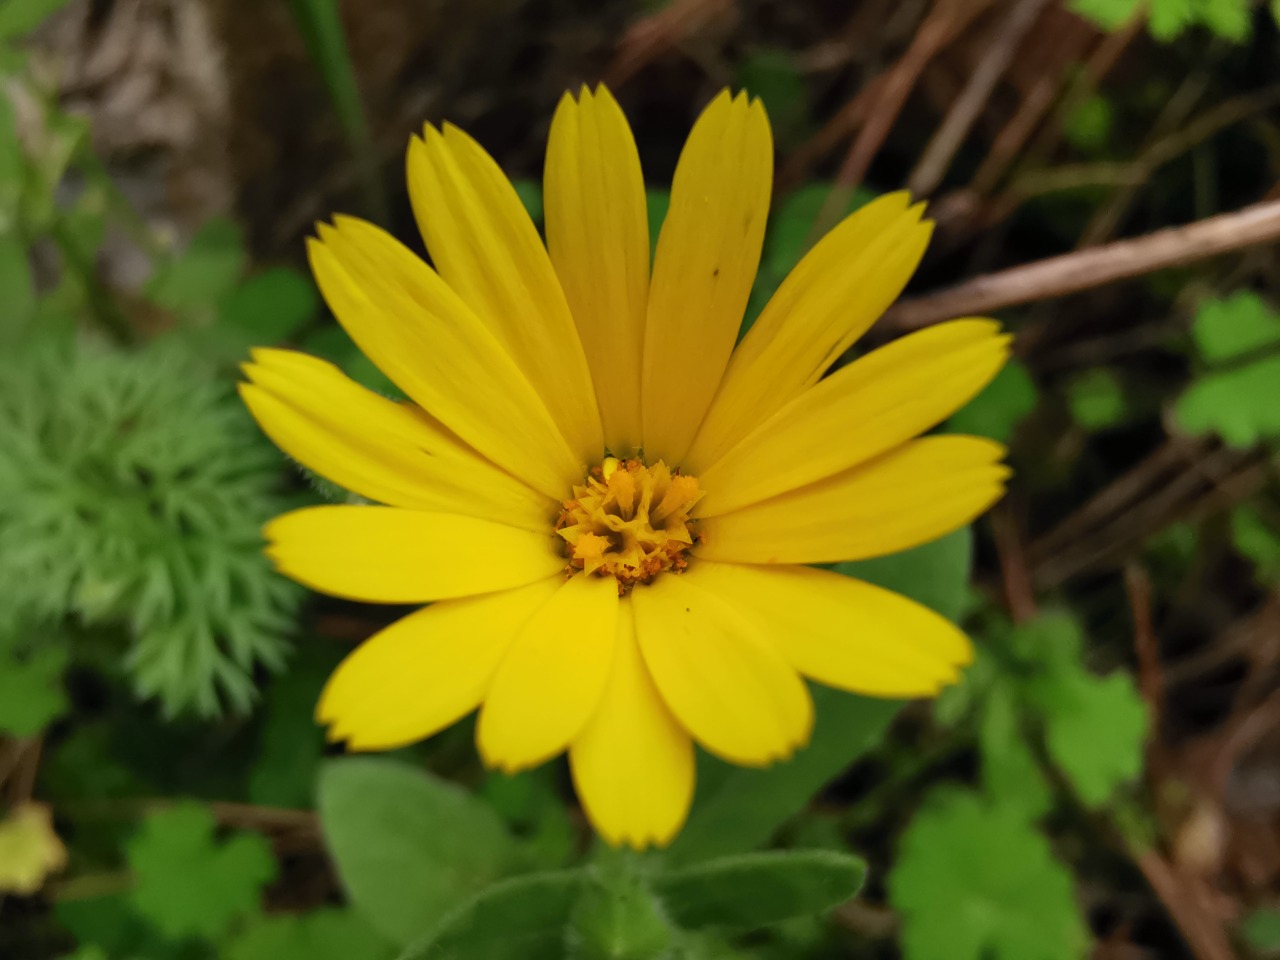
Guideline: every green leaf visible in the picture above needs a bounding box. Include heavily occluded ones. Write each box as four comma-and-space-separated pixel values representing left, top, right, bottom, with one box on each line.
1231, 504, 1280, 585
668, 693, 900, 864
395, 870, 585, 960
126, 802, 276, 940
0, 0, 74, 40
512, 179, 544, 224
55, 893, 156, 958
1063, 95, 1113, 154
980, 687, 1053, 819
948, 358, 1037, 442
736, 52, 807, 148
145, 218, 247, 314
1149, 0, 1195, 38
571, 865, 672, 960
1067, 368, 1126, 430
1189, 292, 1280, 364
225, 907, 395, 960
1068, 0, 1141, 31
1176, 293, 1280, 445
889, 788, 1087, 960
1242, 907, 1280, 953
1194, 0, 1252, 41
646, 189, 670, 259
656, 850, 865, 931
318, 758, 516, 945
1174, 356, 1280, 448
219, 267, 318, 344
1007, 613, 1147, 807
479, 767, 575, 869
835, 526, 973, 622
0, 230, 35, 344
0, 625, 68, 736
1031, 667, 1147, 808
248, 647, 335, 808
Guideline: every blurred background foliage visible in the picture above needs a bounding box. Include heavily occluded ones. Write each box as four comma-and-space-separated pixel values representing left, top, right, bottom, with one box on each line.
1, 0, 1279, 958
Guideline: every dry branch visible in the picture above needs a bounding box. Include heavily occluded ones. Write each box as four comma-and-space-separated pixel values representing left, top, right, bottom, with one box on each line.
881, 199, 1280, 329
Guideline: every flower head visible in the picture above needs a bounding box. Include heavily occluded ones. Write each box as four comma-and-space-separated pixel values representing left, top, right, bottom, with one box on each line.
240, 86, 1011, 848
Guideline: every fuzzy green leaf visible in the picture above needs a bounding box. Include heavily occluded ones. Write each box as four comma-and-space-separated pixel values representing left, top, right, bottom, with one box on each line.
890, 789, 1087, 960
318, 758, 515, 946
571, 867, 672, 960
126, 802, 276, 940
656, 850, 865, 931
0, 336, 298, 716
948, 358, 1037, 442
225, 908, 395, 960
395, 870, 586, 960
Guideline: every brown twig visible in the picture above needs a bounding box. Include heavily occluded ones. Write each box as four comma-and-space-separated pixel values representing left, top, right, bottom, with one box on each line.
603, 0, 735, 88
880, 199, 1280, 330
973, 7, 1144, 196
809, 0, 993, 240
992, 503, 1038, 624
906, 0, 1055, 197
1134, 849, 1237, 960
1125, 564, 1165, 735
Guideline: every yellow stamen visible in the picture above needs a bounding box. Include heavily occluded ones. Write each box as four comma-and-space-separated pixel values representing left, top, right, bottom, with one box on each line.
557, 459, 703, 593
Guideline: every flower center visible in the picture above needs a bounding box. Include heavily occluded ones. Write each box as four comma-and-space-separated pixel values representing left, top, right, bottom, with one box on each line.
556, 457, 703, 592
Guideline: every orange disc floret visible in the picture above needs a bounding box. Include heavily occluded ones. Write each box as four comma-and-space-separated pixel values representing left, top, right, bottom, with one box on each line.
556, 457, 702, 593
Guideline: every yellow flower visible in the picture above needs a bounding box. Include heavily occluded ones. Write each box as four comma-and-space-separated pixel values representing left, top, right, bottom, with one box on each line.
240, 86, 1010, 848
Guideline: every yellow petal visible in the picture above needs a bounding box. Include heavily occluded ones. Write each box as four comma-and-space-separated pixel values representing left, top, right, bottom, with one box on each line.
686, 562, 972, 697
641, 90, 772, 465
630, 571, 812, 766
317, 577, 561, 750
545, 86, 649, 458
696, 320, 1011, 515
685, 193, 932, 470
241, 349, 553, 531
478, 573, 620, 772
695, 436, 1009, 564
308, 218, 581, 499
265, 505, 564, 603
569, 599, 695, 849
407, 124, 603, 465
